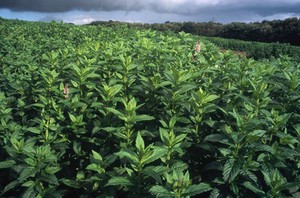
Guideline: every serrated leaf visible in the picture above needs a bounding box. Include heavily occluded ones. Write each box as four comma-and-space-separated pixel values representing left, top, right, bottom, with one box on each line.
209, 188, 220, 198
105, 177, 133, 186
277, 181, 300, 192
223, 159, 240, 183
149, 185, 173, 197
262, 170, 271, 186
244, 170, 258, 183
184, 183, 212, 197
251, 143, 275, 154
242, 181, 265, 196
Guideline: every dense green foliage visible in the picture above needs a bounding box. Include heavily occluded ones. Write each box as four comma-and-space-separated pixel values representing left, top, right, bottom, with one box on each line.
91, 17, 300, 46
201, 36, 300, 61
0, 19, 300, 197
90, 18, 300, 61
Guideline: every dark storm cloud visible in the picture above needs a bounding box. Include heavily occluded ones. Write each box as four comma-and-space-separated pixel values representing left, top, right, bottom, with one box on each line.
0, 0, 299, 17
0, 0, 144, 12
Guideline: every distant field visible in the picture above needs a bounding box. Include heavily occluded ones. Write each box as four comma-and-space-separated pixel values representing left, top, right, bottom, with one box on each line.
202, 36, 300, 61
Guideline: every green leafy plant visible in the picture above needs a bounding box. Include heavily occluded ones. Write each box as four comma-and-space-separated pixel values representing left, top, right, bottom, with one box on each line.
0, 18, 299, 197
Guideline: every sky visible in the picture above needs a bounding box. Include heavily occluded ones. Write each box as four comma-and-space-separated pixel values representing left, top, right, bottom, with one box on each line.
0, 0, 299, 24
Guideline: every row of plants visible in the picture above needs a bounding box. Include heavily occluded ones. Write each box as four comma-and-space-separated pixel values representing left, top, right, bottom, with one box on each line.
0, 19, 300, 197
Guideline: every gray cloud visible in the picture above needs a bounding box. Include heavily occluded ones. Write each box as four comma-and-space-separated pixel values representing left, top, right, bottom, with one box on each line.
1, 0, 300, 24
0, 0, 144, 12
1, 0, 299, 16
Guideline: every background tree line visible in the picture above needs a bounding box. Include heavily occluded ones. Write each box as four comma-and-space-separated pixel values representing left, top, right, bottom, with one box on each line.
90, 17, 300, 46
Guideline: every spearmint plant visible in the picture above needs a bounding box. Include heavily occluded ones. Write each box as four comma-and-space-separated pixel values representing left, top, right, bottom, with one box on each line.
0, 19, 299, 197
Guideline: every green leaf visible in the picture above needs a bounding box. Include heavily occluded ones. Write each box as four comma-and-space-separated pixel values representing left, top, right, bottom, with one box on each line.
117, 148, 139, 164
40, 174, 59, 185
223, 159, 240, 183
105, 177, 133, 186
86, 164, 105, 174
173, 134, 186, 145
68, 113, 77, 123
92, 150, 103, 161
144, 166, 169, 184
251, 143, 274, 154
144, 147, 167, 164
1, 180, 20, 195
184, 183, 212, 197
277, 181, 300, 192
243, 170, 258, 183
136, 132, 145, 151
242, 181, 265, 196
204, 134, 228, 143
203, 94, 219, 103
247, 130, 267, 142
24, 158, 36, 166
26, 127, 41, 134
218, 148, 232, 157
21, 181, 34, 187
131, 115, 155, 122
70, 80, 79, 88
159, 128, 169, 144
22, 186, 37, 198
45, 166, 61, 174
0, 160, 16, 169
149, 185, 173, 197
108, 84, 123, 97
70, 64, 81, 77
19, 167, 36, 182
106, 107, 124, 117
209, 188, 220, 198
262, 170, 271, 186
61, 179, 81, 189
169, 116, 177, 128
